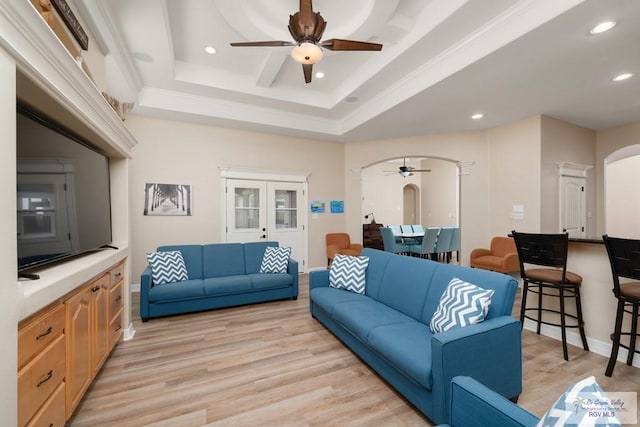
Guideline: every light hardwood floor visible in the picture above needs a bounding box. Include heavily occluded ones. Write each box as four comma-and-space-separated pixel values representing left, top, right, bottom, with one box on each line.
68, 275, 640, 426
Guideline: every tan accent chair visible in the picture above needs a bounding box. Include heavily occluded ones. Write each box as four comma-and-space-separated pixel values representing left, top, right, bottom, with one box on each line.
326, 233, 363, 267
470, 236, 519, 273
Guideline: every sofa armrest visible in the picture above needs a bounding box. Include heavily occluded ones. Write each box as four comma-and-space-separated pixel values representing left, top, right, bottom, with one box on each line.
470, 248, 491, 261
287, 259, 299, 297
327, 244, 340, 259
430, 316, 523, 424
348, 243, 363, 252
309, 269, 330, 291
140, 266, 153, 321
503, 253, 520, 273
437, 376, 538, 427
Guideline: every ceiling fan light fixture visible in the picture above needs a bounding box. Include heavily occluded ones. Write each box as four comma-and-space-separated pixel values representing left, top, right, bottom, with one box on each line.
291, 42, 323, 64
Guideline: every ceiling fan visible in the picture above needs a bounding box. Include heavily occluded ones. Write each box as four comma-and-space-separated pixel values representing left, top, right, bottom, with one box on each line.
385, 158, 431, 177
229, 0, 383, 83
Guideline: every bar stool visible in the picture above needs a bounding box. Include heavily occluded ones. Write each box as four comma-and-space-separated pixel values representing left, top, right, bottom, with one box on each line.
602, 235, 640, 377
511, 231, 589, 361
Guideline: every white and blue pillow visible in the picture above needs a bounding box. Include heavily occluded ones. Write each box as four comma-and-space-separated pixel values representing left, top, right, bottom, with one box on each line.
430, 277, 494, 334
536, 376, 621, 426
259, 246, 291, 274
146, 250, 189, 285
329, 254, 369, 295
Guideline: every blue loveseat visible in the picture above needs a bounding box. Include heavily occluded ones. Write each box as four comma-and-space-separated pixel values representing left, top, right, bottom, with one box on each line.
309, 248, 522, 425
141, 241, 298, 321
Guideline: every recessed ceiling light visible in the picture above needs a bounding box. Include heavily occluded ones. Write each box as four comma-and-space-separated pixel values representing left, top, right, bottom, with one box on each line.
471, 113, 484, 120
204, 46, 217, 54
612, 72, 633, 82
589, 20, 616, 35
315, 71, 325, 79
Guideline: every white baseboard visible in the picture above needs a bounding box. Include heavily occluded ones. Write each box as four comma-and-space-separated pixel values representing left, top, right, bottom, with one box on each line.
130, 282, 140, 292
523, 319, 640, 368
124, 323, 136, 341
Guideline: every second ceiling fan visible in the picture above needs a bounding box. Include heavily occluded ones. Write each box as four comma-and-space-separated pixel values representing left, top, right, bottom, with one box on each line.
230, 0, 383, 83
385, 158, 431, 177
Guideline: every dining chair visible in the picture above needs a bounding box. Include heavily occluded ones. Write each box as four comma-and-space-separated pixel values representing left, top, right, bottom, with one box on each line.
389, 225, 403, 243
511, 230, 589, 361
602, 235, 640, 377
447, 226, 460, 263
410, 227, 439, 259
434, 226, 455, 262
380, 227, 409, 255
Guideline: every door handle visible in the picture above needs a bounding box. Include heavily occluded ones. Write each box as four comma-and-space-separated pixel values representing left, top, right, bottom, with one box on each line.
262, 228, 266, 232
261, 235, 266, 239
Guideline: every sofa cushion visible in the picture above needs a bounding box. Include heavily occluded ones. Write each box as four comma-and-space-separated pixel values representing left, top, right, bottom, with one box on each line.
203, 276, 253, 296
329, 254, 369, 294
430, 277, 495, 334
146, 250, 189, 285
259, 246, 291, 274
249, 273, 293, 290
331, 297, 416, 343
157, 245, 203, 279
203, 243, 246, 277
536, 376, 621, 427
244, 241, 278, 274
367, 322, 433, 389
310, 287, 368, 316
147, 279, 204, 302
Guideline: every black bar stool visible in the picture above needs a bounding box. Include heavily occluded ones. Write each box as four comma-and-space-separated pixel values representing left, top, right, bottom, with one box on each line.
511, 231, 589, 361
602, 235, 640, 377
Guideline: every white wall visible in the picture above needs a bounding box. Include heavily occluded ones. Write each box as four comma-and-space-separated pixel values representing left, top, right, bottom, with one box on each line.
605, 154, 640, 238
125, 115, 346, 277
0, 45, 18, 427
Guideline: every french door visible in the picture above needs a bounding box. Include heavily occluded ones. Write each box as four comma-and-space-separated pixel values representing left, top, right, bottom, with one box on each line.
224, 179, 306, 271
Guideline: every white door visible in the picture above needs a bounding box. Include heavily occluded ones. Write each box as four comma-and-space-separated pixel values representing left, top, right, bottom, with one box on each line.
560, 175, 586, 237
225, 179, 307, 271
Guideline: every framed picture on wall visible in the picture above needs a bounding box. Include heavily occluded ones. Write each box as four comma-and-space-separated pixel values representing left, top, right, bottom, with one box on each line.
143, 183, 192, 216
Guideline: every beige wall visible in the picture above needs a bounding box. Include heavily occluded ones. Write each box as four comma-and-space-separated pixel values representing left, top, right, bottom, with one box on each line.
125, 115, 345, 277
420, 158, 458, 228
596, 121, 640, 235
345, 131, 489, 266
540, 116, 596, 235
487, 116, 541, 238
606, 154, 640, 238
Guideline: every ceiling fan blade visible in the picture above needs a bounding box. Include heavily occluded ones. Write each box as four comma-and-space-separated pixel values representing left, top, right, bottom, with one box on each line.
411, 169, 432, 172
299, 0, 314, 28
230, 41, 295, 47
321, 39, 383, 51
303, 63, 313, 84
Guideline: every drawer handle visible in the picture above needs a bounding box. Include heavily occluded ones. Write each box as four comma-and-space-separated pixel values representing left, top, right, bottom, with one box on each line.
115, 325, 122, 332
115, 272, 122, 278
92, 285, 100, 293
115, 295, 122, 303
36, 326, 53, 340
37, 370, 53, 387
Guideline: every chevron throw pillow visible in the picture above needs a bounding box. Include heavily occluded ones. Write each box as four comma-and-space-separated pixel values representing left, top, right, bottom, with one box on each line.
146, 250, 189, 286
536, 376, 621, 427
429, 277, 495, 334
259, 246, 291, 273
329, 254, 369, 295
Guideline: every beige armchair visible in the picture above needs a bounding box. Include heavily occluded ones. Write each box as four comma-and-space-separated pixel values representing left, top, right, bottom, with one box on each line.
470, 236, 519, 273
326, 233, 363, 267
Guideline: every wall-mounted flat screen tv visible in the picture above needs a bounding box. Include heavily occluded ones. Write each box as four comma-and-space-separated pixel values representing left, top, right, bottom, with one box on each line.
16, 105, 113, 273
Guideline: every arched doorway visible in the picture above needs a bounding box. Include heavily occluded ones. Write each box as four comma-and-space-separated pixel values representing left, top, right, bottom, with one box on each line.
605, 144, 640, 238
403, 184, 420, 224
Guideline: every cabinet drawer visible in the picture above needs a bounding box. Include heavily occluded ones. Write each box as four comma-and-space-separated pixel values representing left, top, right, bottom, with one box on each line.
110, 262, 124, 286
18, 334, 65, 427
109, 307, 124, 348
18, 304, 64, 370
25, 381, 65, 427
109, 280, 123, 321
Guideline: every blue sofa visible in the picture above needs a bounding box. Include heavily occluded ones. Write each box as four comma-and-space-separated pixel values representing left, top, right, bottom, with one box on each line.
141, 241, 298, 321
309, 248, 522, 425
436, 376, 538, 427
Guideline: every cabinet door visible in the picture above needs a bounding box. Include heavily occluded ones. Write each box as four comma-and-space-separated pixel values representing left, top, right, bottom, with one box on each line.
65, 287, 92, 419
92, 274, 111, 374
